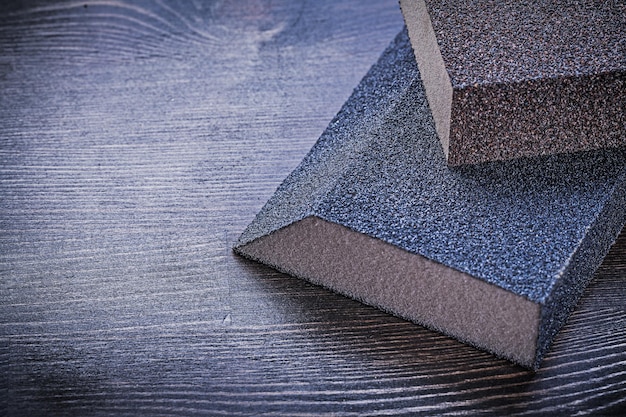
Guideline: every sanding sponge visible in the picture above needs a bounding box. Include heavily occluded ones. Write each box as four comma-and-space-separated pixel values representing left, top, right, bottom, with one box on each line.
399, 0, 626, 165
234, 29, 626, 369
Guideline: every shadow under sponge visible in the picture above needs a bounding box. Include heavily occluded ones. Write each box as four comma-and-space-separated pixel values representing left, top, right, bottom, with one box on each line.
399, 0, 626, 165
234, 29, 626, 369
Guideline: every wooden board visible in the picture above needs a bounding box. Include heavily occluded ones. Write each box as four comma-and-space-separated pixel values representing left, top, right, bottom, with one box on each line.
1, 1, 625, 415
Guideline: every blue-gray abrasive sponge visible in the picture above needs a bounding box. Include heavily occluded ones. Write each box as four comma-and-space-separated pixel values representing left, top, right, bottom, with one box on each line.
234, 28, 626, 369
399, 0, 625, 165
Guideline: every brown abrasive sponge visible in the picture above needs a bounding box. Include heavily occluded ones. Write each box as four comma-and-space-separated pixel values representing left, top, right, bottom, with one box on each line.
234, 29, 626, 369
399, 0, 625, 165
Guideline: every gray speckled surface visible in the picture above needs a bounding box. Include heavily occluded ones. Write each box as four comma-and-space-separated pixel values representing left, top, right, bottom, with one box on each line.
424, 0, 625, 87
447, 71, 625, 164
404, 0, 626, 165
236, 28, 626, 368
236, 30, 417, 248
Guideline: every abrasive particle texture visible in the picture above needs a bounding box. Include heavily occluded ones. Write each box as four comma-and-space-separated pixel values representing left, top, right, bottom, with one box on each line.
400, 0, 626, 165
449, 72, 625, 164
236, 29, 418, 247
235, 28, 626, 369
425, 0, 624, 86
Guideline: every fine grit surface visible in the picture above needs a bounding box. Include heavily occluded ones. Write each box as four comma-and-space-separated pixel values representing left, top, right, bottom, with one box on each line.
399, 0, 626, 165
234, 29, 626, 369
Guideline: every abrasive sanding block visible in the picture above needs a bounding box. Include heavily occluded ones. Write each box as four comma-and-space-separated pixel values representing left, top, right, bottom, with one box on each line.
234, 29, 626, 369
399, 0, 625, 165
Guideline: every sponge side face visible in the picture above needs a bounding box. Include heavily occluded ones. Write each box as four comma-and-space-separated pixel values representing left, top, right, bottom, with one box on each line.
448, 63, 625, 165
239, 216, 542, 369
397, 0, 452, 158
400, 0, 626, 165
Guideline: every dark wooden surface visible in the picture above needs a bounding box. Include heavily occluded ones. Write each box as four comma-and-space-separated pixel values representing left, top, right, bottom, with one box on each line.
1, 1, 625, 415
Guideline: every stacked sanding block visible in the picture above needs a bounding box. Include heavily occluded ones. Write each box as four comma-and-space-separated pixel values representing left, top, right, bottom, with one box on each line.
234, 2, 626, 369
400, 0, 625, 165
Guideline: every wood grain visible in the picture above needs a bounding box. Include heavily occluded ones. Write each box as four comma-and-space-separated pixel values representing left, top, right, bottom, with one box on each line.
1, 1, 625, 415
